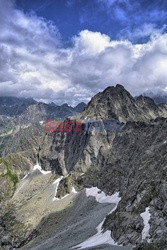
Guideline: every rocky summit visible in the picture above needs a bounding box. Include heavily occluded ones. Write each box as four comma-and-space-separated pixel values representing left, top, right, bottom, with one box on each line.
0, 85, 167, 250
71, 84, 167, 122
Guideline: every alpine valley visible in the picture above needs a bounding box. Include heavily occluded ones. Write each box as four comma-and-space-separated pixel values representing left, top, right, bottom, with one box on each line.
0, 84, 167, 250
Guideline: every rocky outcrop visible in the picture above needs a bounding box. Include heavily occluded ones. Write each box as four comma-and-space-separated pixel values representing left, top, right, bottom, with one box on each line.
1, 85, 167, 249
38, 85, 167, 176
39, 123, 113, 175
71, 84, 167, 122
37, 86, 167, 249
42, 117, 166, 249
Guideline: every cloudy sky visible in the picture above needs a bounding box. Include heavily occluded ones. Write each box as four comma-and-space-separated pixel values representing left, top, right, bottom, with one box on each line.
1, 0, 167, 105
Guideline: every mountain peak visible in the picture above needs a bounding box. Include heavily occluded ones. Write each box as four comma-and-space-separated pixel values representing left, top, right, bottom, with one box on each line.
74, 102, 86, 112
102, 84, 132, 100
103, 84, 126, 93
70, 85, 167, 122
115, 83, 125, 90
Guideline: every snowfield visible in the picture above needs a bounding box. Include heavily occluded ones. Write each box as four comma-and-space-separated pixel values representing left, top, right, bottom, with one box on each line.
72, 188, 122, 249
86, 187, 121, 204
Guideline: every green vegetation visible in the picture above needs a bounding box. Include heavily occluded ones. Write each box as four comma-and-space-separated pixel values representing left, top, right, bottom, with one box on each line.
0, 157, 19, 198
4, 169, 18, 187
0, 158, 10, 167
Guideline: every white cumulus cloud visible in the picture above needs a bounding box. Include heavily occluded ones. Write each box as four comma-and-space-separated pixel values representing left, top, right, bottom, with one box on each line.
0, 0, 167, 105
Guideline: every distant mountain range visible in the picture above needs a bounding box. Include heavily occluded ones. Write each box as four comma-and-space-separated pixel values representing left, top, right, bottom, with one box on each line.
0, 97, 87, 156
143, 91, 167, 104
0, 96, 86, 118
0, 91, 166, 120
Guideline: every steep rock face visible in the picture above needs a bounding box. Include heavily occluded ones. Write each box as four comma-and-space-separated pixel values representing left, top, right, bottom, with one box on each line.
39, 85, 167, 177
39, 125, 113, 175
97, 118, 167, 247
48, 117, 166, 248
37, 86, 167, 249
71, 84, 167, 122
1, 85, 167, 249
1, 118, 166, 249
38, 118, 167, 248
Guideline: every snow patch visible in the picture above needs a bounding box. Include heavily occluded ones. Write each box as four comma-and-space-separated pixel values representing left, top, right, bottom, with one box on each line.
140, 207, 151, 241
72, 186, 78, 194
33, 163, 42, 171
33, 163, 51, 175
163, 140, 167, 144
73, 190, 121, 249
74, 220, 117, 249
86, 187, 121, 204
